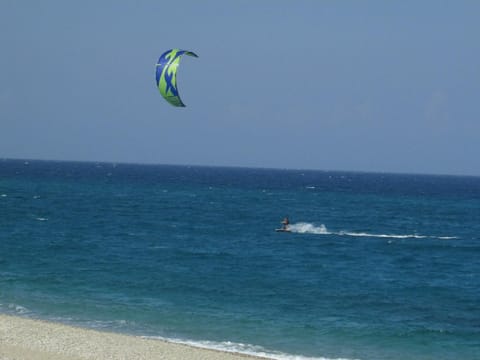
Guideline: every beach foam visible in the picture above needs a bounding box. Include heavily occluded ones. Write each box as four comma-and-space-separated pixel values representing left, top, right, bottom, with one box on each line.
145, 337, 351, 360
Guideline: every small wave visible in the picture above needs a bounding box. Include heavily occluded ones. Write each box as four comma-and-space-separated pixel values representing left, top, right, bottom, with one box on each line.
287, 223, 457, 240
144, 336, 355, 360
81, 318, 131, 331
36, 217, 48, 221
6, 303, 30, 315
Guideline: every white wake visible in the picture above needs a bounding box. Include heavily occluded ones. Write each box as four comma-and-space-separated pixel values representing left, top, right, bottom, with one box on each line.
286, 223, 457, 240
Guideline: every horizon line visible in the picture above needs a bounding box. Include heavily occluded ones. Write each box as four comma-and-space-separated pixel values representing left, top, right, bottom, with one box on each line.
2, 157, 479, 179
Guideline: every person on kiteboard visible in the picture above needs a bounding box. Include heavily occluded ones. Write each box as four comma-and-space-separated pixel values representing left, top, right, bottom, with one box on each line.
281, 217, 290, 230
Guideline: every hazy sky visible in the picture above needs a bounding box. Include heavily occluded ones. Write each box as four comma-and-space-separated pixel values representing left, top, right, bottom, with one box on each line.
1, 1, 479, 176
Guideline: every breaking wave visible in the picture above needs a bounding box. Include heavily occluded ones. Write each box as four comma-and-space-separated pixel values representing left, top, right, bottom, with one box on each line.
145, 336, 354, 360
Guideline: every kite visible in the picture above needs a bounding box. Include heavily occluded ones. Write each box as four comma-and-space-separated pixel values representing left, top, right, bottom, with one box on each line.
155, 49, 198, 107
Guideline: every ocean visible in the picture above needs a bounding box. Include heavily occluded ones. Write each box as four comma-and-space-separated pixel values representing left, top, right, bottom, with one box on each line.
1, 159, 479, 360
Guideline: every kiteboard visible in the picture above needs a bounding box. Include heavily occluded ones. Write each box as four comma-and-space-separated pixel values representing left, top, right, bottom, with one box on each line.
275, 228, 291, 233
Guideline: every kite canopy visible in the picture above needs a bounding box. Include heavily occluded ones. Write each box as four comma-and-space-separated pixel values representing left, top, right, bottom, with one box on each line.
155, 49, 198, 107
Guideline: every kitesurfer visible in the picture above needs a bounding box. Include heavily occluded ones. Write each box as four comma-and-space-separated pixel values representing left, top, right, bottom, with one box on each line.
281, 217, 290, 230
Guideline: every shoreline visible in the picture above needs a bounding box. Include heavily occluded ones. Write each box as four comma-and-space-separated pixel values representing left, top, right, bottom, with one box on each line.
0, 314, 270, 360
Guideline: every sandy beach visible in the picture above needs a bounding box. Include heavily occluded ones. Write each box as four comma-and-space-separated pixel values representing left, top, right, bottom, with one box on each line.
0, 314, 268, 360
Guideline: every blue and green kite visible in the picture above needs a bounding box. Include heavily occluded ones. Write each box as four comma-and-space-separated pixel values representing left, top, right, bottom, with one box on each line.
155, 49, 198, 107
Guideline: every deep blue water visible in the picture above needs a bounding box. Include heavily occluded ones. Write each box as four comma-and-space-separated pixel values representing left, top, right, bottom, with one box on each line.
1, 159, 479, 359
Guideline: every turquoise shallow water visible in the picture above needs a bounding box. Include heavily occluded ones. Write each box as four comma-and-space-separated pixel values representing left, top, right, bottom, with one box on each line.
1, 159, 479, 359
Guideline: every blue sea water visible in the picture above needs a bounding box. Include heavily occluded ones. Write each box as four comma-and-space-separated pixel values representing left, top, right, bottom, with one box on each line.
1, 159, 479, 360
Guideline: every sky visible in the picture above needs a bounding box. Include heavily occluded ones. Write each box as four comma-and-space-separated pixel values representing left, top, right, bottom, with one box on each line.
1, 1, 479, 176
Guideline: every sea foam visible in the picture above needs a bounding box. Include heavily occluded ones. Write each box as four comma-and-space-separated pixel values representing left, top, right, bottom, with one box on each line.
145, 336, 356, 360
